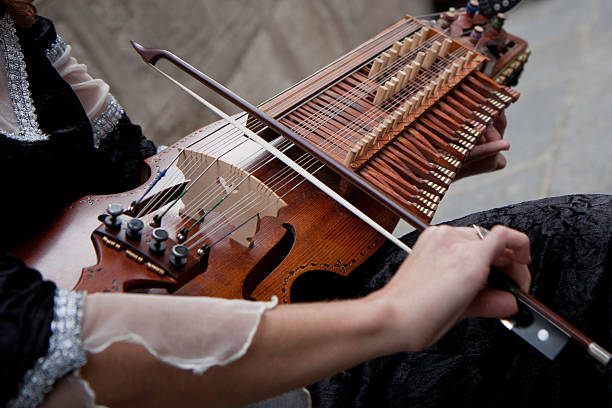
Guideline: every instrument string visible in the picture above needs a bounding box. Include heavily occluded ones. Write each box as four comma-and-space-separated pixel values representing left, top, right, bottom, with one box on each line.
160, 127, 303, 237
136, 18, 425, 218
280, 33, 450, 149
150, 136, 263, 223
151, 45, 470, 242
244, 45, 468, 201
183, 50, 474, 250
162, 132, 294, 233
135, 21, 430, 222
135, 118, 250, 218
137, 23, 472, 243
255, 19, 422, 121
172, 46, 469, 240
286, 41, 467, 155
136, 121, 258, 219
222, 34, 455, 183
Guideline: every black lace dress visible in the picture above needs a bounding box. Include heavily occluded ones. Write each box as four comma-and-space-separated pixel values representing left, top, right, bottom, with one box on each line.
0, 15, 154, 405
309, 194, 612, 407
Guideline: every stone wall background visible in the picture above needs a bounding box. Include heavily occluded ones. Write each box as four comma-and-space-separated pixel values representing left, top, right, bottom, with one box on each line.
37, 0, 430, 146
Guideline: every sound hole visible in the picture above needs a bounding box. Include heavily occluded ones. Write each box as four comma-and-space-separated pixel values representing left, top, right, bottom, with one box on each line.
290, 270, 350, 303
242, 223, 296, 299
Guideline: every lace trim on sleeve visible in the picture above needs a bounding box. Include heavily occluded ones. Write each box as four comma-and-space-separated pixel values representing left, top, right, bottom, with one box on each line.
0, 14, 47, 142
44, 36, 68, 65
92, 94, 124, 148
8, 290, 87, 408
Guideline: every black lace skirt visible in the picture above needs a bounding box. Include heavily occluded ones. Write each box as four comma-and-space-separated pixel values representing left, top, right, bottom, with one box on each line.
308, 194, 612, 407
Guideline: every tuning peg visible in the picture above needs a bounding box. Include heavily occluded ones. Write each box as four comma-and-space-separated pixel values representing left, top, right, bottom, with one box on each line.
104, 203, 124, 231
126, 218, 144, 241
170, 245, 189, 268
149, 227, 169, 255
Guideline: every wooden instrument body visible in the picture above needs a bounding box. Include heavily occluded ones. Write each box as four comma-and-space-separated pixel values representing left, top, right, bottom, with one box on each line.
13, 15, 519, 303
13, 118, 397, 302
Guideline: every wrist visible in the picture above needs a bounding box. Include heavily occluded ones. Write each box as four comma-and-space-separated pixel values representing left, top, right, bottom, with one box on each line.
361, 291, 422, 355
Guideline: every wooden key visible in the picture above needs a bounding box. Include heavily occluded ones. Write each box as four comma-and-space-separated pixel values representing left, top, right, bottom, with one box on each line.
377, 153, 429, 185
465, 51, 475, 65
458, 56, 467, 71
403, 66, 413, 85
404, 100, 414, 114
415, 51, 426, 66
409, 61, 420, 80
391, 77, 401, 94
411, 125, 464, 159
413, 31, 423, 47
374, 85, 386, 105
380, 154, 440, 205
444, 95, 476, 121
439, 38, 452, 58
405, 128, 439, 156
388, 49, 399, 65
398, 70, 408, 88
416, 121, 452, 144
424, 41, 442, 69
450, 62, 460, 78
384, 81, 395, 100
381, 52, 391, 69
382, 118, 393, 137
423, 111, 457, 135
387, 143, 434, 173
421, 26, 430, 41
392, 41, 402, 53
431, 80, 440, 95
441, 69, 451, 86
369, 57, 383, 79
416, 91, 425, 106
400, 38, 412, 56
344, 147, 358, 167
359, 168, 429, 218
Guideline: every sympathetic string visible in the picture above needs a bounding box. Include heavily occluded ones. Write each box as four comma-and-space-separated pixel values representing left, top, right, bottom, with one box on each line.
133, 20, 421, 226
132, 21, 480, 247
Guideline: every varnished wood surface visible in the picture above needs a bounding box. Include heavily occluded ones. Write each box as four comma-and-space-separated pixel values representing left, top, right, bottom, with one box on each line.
13, 118, 397, 302
12, 14, 517, 303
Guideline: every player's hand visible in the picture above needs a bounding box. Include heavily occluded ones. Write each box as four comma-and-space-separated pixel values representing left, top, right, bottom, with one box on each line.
456, 112, 509, 179
369, 224, 531, 352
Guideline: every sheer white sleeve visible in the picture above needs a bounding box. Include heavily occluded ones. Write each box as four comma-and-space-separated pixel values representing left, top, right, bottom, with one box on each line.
38, 292, 278, 407
81, 293, 277, 374
46, 37, 124, 147
47, 39, 108, 122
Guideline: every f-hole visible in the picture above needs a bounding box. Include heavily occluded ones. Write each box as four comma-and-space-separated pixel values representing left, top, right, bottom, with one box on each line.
242, 223, 296, 299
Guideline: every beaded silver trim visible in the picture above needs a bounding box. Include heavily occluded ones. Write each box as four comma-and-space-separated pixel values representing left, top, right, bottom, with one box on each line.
8, 290, 87, 408
92, 94, 124, 148
0, 14, 48, 142
44, 36, 68, 65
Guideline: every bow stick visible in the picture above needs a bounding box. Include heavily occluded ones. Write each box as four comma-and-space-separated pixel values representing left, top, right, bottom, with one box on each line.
131, 41, 610, 367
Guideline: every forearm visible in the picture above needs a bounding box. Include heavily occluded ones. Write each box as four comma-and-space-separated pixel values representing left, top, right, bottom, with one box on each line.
228, 297, 396, 400
75, 225, 532, 407
81, 296, 396, 407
